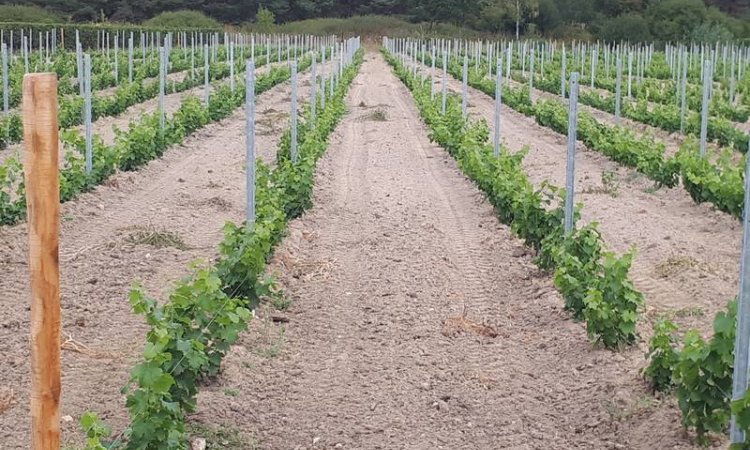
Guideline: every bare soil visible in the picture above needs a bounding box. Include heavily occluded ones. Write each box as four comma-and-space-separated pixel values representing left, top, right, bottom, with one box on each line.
188, 52, 714, 449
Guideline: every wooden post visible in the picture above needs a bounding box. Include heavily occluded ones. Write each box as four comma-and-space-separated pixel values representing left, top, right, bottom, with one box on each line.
22, 73, 61, 450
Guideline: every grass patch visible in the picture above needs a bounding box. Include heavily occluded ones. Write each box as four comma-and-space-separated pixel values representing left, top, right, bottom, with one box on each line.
674, 306, 705, 318
257, 110, 288, 136
582, 170, 619, 197
270, 292, 293, 311
442, 308, 498, 338
0, 5, 61, 23
257, 325, 285, 359
259, 275, 292, 311
653, 255, 715, 279
601, 395, 661, 422
187, 423, 248, 449
124, 224, 189, 250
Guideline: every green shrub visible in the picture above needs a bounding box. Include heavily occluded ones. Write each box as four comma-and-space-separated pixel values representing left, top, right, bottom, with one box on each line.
553, 225, 604, 319
0, 5, 62, 23
674, 299, 736, 444
143, 10, 221, 29
255, 6, 275, 31
644, 318, 679, 392
595, 14, 653, 43
581, 250, 642, 348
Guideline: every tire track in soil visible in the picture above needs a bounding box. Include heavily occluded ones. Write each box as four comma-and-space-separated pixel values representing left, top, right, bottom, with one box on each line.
0, 58, 331, 449
421, 61, 727, 449
189, 52, 703, 450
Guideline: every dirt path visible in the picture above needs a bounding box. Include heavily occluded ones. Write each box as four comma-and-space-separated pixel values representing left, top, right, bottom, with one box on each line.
0, 58, 327, 449
188, 52, 707, 450
426, 62, 742, 332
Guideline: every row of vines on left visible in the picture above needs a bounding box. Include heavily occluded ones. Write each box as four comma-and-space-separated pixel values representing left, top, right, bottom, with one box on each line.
77, 40, 362, 450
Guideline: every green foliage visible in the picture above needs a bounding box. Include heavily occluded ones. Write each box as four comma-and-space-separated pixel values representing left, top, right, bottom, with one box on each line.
0, 114, 22, 149
255, 6, 276, 31
646, 0, 742, 42
450, 55, 680, 189
676, 142, 745, 220
242, 14, 485, 38
115, 114, 169, 171
595, 14, 653, 42
581, 251, 642, 348
142, 10, 222, 29
0, 155, 25, 225
673, 299, 736, 444
732, 390, 750, 449
644, 318, 679, 392
105, 49, 365, 450
79, 412, 112, 450
0, 47, 283, 227
1, 0, 747, 40
215, 185, 286, 305
553, 225, 603, 318
0, 5, 62, 23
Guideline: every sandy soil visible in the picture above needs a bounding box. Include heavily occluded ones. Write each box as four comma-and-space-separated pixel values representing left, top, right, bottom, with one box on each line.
188, 52, 714, 450
0, 57, 327, 449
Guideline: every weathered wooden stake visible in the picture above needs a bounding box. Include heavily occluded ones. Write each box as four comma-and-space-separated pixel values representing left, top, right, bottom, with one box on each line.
23, 72, 61, 450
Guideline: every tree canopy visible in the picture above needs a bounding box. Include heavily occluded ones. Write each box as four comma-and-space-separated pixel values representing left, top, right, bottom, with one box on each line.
0, 0, 747, 41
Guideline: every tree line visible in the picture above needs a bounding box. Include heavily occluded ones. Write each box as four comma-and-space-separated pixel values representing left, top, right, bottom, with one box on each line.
1, 0, 748, 41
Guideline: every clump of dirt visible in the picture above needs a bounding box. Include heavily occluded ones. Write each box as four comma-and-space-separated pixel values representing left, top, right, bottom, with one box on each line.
442, 308, 498, 338
202, 196, 233, 211
364, 109, 388, 122
0, 388, 15, 415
